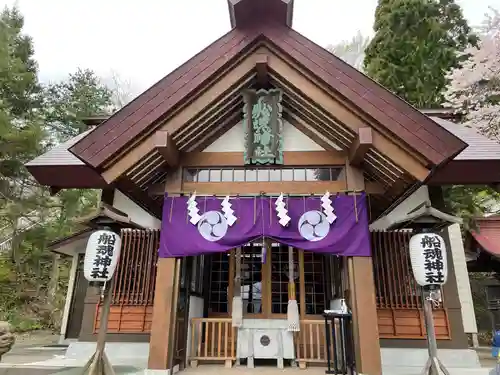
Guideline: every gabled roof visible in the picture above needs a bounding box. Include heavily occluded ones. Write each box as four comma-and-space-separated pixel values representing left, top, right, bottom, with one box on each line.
69, 1, 465, 171
428, 117, 500, 185
433, 118, 500, 160
26, 129, 107, 188
27, 130, 92, 167
24, 0, 475, 221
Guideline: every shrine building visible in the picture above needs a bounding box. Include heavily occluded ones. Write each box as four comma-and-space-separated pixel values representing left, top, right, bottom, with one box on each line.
25, 1, 500, 374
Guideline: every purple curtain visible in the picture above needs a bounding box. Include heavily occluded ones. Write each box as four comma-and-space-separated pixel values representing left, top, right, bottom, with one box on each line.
158, 193, 371, 258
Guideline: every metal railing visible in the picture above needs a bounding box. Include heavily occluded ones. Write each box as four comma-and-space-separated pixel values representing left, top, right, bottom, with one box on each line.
322, 312, 355, 375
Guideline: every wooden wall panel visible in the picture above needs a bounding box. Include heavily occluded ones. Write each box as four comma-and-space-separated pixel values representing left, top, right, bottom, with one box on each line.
94, 229, 160, 334
372, 231, 451, 340
377, 308, 450, 339
94, 306, 154, 333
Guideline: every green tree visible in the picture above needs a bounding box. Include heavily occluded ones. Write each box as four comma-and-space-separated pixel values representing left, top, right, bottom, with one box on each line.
0, 7, 40, 116
42, 68, 115, 142
0, 6, 52, 329
443, 185, 500, 230
0, 5, 48, 247
0, 5, 119, 330
364, 0, 477, 108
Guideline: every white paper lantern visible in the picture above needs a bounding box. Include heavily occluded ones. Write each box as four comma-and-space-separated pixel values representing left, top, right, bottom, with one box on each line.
409, 233, 447, 287
84, 230, 122, 282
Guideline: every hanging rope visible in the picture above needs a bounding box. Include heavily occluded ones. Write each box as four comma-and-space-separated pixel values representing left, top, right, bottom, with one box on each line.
253, 197, 257, 224
169, 197, 175, 222
261, 198, 267, 264
269, 196, 272, 226
426, 289, 442, 308
232, 247, 243, 328
287, 246, 300, 332
353, 193, 358, 223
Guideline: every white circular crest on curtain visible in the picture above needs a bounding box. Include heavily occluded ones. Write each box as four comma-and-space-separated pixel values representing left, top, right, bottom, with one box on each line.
197, 211, 228, 242
298, 210, 330, 242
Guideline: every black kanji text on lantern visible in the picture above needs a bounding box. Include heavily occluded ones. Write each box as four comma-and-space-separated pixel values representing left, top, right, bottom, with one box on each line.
420, 234, 445, 284
90, 232, 117, 280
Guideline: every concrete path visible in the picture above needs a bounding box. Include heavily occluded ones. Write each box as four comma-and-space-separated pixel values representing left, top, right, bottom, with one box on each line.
0, 332, 498, 375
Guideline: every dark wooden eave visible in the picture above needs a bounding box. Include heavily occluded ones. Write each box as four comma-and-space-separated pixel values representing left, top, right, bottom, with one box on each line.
69, 8, 466, 172
228, 0, 294, 28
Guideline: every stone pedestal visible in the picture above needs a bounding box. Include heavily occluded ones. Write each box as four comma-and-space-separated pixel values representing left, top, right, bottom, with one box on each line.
0, 322, 14, 361
237, 319, 294, 369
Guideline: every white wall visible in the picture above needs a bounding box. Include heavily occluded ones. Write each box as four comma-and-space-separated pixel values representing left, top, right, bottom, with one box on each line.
370, 185, 477, 335
203, 120, 330, 152
448, 223, 477, 334
186, 296, 204, 358
60, 255, 79, 343
113, 190, 161, 229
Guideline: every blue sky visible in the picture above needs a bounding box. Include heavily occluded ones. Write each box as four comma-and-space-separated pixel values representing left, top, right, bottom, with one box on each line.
1, 0, 497, 95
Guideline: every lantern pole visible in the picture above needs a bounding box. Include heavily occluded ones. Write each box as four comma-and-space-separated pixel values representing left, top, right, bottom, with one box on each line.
81, 223, 121, 375
387, 201, 461, 375
80, 279, 116, 375
421, 285, 449, 375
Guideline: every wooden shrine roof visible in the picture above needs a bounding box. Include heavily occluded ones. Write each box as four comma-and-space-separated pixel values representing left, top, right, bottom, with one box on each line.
25, 0, 485, 220
69, 1, 465, 171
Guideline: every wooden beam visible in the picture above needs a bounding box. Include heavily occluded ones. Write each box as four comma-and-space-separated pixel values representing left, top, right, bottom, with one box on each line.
349, 127, 372, 166
181, 151, 346, 167
154, 131, 179, 167
255, 54, 269, 85
148, 180, 385, 196
182, 181, 347, 195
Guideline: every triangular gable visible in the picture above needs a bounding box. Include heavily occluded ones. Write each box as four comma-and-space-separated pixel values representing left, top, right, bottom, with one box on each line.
203, 120, 327, 153
70, 2, 466, 173
70, 27, 258, 168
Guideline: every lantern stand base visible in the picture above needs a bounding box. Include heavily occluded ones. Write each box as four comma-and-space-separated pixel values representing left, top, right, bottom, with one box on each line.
80, 351, 115, 375
421, 287, 449, 375
80, 281, 115, 375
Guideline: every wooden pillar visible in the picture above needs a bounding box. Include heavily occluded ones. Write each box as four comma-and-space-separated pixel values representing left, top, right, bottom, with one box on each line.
148, 257, 178, 370
345, 163, 382, 375
149, 166, 183, 370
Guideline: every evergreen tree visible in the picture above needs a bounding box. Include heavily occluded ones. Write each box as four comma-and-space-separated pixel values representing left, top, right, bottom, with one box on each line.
0, 6, 48, 238
0, 5, 120, 330
42, 69, 115, 142
364, 0, 477, 108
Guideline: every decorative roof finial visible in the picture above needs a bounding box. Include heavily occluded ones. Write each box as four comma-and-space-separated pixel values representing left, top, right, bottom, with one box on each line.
227, 0, 294, 29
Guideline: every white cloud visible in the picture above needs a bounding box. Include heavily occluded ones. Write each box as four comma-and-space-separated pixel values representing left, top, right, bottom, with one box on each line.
0, 0, 495, 95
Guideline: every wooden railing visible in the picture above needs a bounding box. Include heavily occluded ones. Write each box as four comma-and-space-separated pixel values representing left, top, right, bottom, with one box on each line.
189, 318, 236, 368
371, 231, 450, 339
